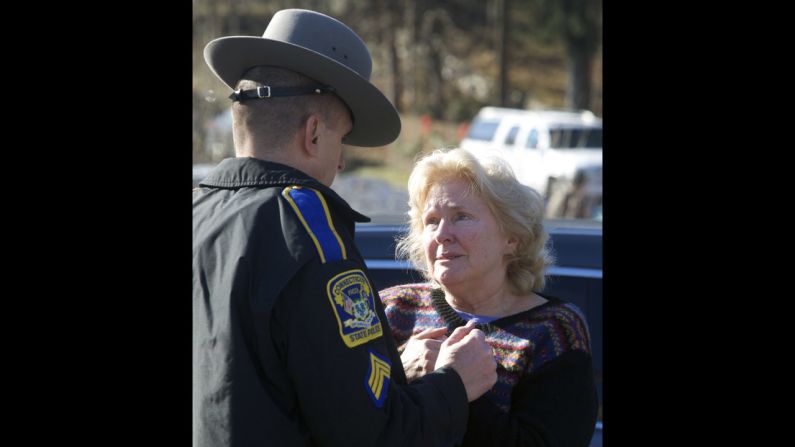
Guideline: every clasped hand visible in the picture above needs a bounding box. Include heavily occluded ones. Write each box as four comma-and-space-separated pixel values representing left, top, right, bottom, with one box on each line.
400, 320, 497, 401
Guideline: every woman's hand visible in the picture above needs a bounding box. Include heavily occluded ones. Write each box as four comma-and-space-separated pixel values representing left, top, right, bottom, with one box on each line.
400, 327, 448, 382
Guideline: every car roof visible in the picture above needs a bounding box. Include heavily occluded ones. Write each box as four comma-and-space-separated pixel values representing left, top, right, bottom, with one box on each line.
474, 106, 601, 127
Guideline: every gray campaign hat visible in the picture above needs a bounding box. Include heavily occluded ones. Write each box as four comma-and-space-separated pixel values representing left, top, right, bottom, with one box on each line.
204, 8, 401, 147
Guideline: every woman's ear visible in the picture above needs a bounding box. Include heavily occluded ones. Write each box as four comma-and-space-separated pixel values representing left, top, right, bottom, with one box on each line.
506, 236, 518, 255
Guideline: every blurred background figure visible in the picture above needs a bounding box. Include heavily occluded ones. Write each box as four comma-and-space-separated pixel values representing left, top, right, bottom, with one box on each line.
546, 165, 602, 219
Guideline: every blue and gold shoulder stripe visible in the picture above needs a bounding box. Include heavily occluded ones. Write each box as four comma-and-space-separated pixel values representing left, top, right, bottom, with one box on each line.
282, 185, 347, 263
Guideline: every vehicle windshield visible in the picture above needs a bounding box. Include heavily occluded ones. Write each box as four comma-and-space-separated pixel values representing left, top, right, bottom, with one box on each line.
466, 120, 500, 141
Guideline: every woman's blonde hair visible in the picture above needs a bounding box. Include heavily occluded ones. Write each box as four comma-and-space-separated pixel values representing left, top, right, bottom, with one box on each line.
396, 148, 554, 294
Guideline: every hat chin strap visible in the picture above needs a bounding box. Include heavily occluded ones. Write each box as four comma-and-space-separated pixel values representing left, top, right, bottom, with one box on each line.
229, 85, 335, 102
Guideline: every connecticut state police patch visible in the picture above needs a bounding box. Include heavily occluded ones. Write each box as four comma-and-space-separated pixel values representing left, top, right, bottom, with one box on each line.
326, 269, 383, 348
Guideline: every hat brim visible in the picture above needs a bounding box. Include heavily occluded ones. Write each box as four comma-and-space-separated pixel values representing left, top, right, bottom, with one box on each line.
204, 36, 401, 147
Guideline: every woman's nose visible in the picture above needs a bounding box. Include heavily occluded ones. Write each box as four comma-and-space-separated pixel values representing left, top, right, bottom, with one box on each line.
434, 219, 454, 244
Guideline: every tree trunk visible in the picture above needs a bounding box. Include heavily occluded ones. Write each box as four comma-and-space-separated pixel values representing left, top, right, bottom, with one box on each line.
408, 0, 423, 113
381, 0, 403, 112
420, 11, 443, 117
388, 31, 403, 112
495, 0, 509, 107
565, 43, 593, 111
561, 0, 601, 111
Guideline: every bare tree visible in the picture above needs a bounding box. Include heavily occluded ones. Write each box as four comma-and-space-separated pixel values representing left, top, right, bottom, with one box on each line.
533, 0, 602, 111
495, 0, 509, 106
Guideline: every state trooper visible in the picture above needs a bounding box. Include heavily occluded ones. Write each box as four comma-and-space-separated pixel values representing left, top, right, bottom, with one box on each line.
193, 9, 497, 446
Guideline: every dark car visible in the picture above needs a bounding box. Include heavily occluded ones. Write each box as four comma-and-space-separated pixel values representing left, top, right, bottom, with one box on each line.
355, 220, 603, 446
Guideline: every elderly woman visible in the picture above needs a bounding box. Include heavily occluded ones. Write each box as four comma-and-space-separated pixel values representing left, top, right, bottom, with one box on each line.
381, 148, 598, 446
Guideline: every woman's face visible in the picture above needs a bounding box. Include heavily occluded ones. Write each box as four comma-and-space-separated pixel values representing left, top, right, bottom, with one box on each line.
422, 178, 515, 293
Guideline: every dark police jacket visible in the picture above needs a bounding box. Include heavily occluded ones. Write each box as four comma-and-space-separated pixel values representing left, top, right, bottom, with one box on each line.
193, 157, 468, 446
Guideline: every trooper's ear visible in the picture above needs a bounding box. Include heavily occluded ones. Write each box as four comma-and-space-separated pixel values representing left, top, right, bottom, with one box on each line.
302, 114, 321, 156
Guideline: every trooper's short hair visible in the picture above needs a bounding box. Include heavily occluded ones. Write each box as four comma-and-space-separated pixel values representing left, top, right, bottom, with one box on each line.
231, 65, 350, 150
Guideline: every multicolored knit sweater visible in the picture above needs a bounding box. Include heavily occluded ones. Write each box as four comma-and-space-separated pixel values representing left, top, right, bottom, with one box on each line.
380, 283, 598, 447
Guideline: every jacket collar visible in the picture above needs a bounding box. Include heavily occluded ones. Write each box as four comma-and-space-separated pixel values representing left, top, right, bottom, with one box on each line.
200, 157, 371, 223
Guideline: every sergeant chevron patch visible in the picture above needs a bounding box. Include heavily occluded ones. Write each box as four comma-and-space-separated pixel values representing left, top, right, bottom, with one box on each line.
365, 349, 391, 408
327, 270, 383, 348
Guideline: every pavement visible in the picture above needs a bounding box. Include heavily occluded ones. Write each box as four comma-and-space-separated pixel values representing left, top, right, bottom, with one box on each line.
331, 174, 410, 223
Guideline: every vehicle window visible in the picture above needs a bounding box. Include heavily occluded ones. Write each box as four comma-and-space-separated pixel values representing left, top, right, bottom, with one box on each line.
526, 128, 539, 149
584, 128, 603, 147
550, 128, 602, 149
504, 126, 519, 145
549, 128, 563, 148
466, 120, 500, 141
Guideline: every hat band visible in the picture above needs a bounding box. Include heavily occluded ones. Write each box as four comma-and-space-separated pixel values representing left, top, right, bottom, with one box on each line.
229, 85, 336, 102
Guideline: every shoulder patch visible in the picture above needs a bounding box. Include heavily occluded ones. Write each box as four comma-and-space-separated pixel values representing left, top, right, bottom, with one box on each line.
327, 269, 383, 348
282, 185, 347, 263
364, 349, 391, 408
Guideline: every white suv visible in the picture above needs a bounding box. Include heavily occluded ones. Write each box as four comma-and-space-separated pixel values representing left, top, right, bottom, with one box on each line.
460, 107, 602, 204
